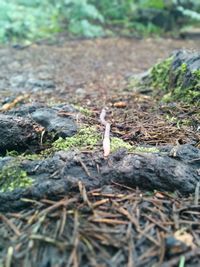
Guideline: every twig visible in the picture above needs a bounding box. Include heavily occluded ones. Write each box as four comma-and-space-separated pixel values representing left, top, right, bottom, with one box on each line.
59, 207, 67, 237
78, 158, 92, 178
90, 218, 128, 225
67, 210, 79, 267
194, 182, 200, 205
30, 234, 67, 250
78, 181, 92, 208
0, 214, 21, 236
5, 247, 14, 267
127, 223, 135, 267
40, 197, 77, 216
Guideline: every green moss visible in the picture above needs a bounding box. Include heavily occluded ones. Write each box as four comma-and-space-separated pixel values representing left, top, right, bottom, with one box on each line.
53, 126, 101, 151
110, 137, 159, 153
161, 92, 172, 102
150, 57, 173, 91
127, 76, 143, 91
169, 63, 200, 104
111, 137, 133, 152
181, 63, 187, 73
133, 146, 159, 153
165, 114, 188, 128
6, 150, 19, 157
193, 69, 200, 78
73, 105, 93, 117
193, 70, 200, 93
0, 164, 32, 192
20, 153, 43, 161
127, 58, 173, 93
5, 150, 42, 161
149, 57, 200, 105
52, 127, 160, 154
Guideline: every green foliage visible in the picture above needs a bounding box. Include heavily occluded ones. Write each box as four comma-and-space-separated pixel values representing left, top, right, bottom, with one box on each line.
0, 163, 32, 192
138, 0, 165, 9
64, 0, 104, 37
148, 57, 200, 105
170, 64, 200, 104
111, 137, 133, 152
0, 0, 200, 43
91, 0, 134, 21
111, 137, 159, 153
53, 126, 101, 151
68, 19, 103, 37
73, 105, 93, 116
150, 57, 173, 91
177, 6, 200, 21
52, 126, 159, 153
0, 0, 61, 43
129, 22, 164, 36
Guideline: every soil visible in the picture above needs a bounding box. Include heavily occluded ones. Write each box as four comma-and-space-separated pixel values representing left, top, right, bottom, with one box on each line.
0, 37, 200, 267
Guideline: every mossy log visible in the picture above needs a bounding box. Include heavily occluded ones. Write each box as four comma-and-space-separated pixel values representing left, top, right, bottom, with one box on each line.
0, 144, 199, 212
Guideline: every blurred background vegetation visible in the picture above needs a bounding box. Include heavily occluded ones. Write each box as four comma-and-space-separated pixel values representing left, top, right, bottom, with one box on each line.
0, 0, 200, 44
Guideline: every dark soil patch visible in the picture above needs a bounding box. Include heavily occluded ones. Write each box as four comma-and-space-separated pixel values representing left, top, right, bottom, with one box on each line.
0, 37, 200, 266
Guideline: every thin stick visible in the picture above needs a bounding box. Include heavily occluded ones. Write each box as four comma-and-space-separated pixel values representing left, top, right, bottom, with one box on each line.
0, 214, 21, 236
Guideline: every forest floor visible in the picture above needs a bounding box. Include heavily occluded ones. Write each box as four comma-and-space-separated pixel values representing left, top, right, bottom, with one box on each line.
0, 37, 200, 267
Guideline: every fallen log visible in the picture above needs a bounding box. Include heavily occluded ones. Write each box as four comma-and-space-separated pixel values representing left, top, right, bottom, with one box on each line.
0, 144, 199, 211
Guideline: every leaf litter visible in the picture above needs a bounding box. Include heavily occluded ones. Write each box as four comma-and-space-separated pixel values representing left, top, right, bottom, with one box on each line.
1, 183, 200, 266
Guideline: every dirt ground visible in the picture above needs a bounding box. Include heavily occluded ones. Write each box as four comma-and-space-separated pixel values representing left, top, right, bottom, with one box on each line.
1, 37, 200, 104
0, 37, 200, 267
1, 37, 200, 145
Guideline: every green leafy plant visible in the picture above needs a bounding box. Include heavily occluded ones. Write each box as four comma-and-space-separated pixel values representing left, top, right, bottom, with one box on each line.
63, 0, 104, 37
0, 0, 61, 43
0, 0, 200, 43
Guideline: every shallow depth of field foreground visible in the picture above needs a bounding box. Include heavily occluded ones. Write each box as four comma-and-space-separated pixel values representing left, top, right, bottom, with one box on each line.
0, 1, 200, 266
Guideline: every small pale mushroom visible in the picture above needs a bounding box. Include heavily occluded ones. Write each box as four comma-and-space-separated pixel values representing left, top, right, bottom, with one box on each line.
100, 108, 111, 157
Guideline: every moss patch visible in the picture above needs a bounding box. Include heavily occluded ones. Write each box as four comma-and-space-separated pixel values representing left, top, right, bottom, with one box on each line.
53, 126, 101, 151
73, 105, 93, 117
0, 163, 32, 192
0, 127, 159, 194
111, 137, 159, 153
148, 57, 200, 105
134, 146, 159, 153
111, 137, 133, 152
150, 57, 173, 92
52, 127, 159, 154
165, 114, 191, 128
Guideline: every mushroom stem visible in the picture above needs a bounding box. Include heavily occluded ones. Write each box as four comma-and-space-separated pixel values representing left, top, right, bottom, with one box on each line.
100, 108, 111, 157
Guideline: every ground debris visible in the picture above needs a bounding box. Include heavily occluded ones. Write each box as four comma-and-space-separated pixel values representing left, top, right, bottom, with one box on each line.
0, 184, 200, 267
0, 37, 200, 267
